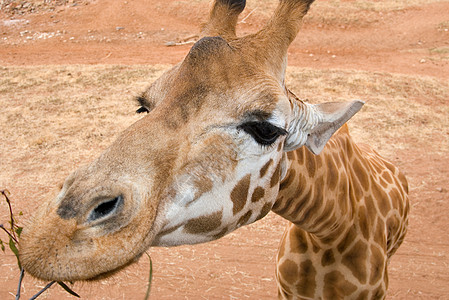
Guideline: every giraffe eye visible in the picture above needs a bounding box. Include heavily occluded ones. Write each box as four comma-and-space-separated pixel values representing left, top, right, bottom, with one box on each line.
136, 106, 149, 114
88, 195, 123, 222
238, 121, 287, 146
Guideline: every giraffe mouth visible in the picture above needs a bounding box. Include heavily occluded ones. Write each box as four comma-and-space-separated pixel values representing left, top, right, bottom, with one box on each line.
83, 257, 140, 282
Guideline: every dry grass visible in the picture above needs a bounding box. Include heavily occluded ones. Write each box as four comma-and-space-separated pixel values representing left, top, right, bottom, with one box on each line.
285, 67, 449, 157
1, 64, 447, 201
0, 64, 166, 202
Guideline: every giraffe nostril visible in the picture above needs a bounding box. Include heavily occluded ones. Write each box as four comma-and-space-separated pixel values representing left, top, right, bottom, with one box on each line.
88, 195, 123, 222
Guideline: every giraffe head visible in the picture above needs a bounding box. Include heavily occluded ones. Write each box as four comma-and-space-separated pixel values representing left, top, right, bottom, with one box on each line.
19, 0, 363, 282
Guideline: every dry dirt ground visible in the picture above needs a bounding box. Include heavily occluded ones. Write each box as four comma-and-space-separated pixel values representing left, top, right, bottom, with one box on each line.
0, 0, 448, 299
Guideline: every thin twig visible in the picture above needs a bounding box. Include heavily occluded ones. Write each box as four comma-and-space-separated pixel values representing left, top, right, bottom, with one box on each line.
165, 40, 196, 47
1, 189, 17, 241
238, 8, 257, 24
164, 33, 198, 47
29, 281, 55, 300
0, 224, 18, 244
178, 34, 199, 43
15, 268, 24, 300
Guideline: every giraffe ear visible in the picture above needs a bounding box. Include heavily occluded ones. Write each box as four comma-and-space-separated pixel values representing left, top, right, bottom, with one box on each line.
285, 100, 364, 154
305, 100, 364, 154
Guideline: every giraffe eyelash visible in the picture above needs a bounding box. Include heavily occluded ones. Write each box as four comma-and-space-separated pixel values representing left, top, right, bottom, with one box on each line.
238, 121, 287, 147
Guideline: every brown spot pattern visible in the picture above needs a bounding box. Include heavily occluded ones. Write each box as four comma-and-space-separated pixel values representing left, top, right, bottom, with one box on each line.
184, 211, 223, 234
296, 260, 317, 298
294, 173, 307, 196
287, 150, 296, 161
277, 142, 283, 152
279, 259, 298, 284
159, 224, 183, 236
364, 196, 378, 228
351, 174, 364, 200
237, 211, 252, 227
275, 196, 295, 217
251, 187, 265, 202
389, 188, 402, 214
337, 228, 357, 253
255, 202, 272, 221
323, 270, 358, 298
370, 245, 385, 285
356, 290, 369, 300
383, 160, 397, 175
305, 150, 317, 178
296, 148, 304, 165
213, 227, 228, 239
370, 158, 383, 173
374, 184, 392, 217
358, 205, 370, 240
353, 158, 370, 191
326, 154, 339, 191
260, 159, 273, 178
379, 177, 389, 189
346, 141, 354, 159
230, 174, 251, 215
289, 189, 312, 223
279, 169, 296, 191
382, 171, 394, 184
270, 162, 282, 187
289, 227, 308, 254
312, 176, 325, 204
372, 285, 386, 299
315, 155, 323, 170
375, 217, 386, 246
342, 240, 368, 283
321, 249, 335, 266
295, 176, 323, 225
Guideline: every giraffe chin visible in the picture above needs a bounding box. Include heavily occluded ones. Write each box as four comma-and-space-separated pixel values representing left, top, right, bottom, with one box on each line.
19, 226, 151, 283
21, 253, 142, 283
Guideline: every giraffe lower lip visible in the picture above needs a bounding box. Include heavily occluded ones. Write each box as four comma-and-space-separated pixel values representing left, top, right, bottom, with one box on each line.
82, 256, 140, 282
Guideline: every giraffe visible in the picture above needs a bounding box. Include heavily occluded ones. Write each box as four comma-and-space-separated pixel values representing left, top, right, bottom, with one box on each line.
18, 0, 409, 299
273, 117, 409, 299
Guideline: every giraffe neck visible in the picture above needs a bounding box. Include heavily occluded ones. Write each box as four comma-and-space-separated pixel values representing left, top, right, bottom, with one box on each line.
272, 125, 357, 244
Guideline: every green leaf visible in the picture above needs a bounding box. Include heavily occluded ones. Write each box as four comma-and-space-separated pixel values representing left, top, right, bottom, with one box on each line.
15, 226, 23, 237
57, 281, 80, 298
8, 237, 21, 270
0, 239, 5, 252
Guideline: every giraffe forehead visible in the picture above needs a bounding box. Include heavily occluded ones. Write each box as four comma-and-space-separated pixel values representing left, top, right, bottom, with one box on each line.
184, 36, 233, 65
155, 83, 285, 131
147, 37, 288, 125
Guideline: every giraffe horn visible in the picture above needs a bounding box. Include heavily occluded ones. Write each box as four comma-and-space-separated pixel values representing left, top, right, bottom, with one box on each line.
200, 0, 246, 39
263, 0, 315, 44
242, 0, 315, 80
